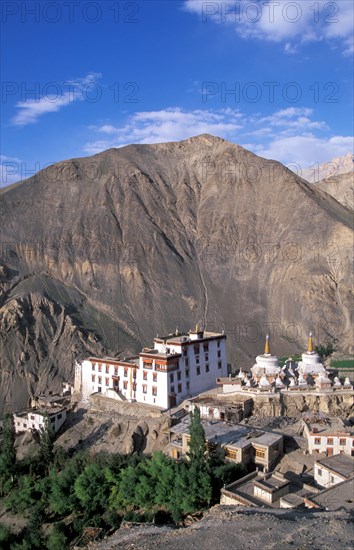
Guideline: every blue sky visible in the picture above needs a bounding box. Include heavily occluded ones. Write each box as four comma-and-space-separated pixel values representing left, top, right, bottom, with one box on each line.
1, 0, 353, 185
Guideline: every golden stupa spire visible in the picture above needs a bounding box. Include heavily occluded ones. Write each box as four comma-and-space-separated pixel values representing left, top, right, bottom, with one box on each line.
195, 322, 199, 332
307, 332, 313, 353
264, 334, 270, 355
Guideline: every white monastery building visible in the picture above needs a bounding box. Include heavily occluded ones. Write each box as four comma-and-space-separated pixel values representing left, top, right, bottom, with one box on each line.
75, 326, 227, 409
14, 408, 67, 434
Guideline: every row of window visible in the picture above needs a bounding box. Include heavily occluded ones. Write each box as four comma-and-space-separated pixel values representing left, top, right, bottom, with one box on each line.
142, 385, 157, 396
314, 437, 352, 446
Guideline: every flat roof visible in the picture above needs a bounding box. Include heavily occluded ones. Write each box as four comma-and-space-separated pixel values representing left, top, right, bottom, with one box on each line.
310, 478, 354, 510
316, 454, 354, 479
140, 349, 181, 359
154, 331, 225, 345
89, 356, 139, 365
254, 475, 290, 492
170, 417, 282, 449
302, 414, 352, 435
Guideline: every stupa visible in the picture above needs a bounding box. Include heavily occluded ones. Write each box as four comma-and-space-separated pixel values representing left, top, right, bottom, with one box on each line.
251, 335, 281, 384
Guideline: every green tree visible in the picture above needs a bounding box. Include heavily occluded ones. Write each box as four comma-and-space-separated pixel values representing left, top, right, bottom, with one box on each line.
0, 413, 16, 493
39, 413, 55, 472
315, 341, 337, 359
188, 407, 207, 465
74, 463, 111, 514
46, 523, 68, 550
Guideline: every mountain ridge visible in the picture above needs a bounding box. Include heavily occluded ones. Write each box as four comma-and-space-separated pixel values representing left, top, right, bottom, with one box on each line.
0, 135, 353, 413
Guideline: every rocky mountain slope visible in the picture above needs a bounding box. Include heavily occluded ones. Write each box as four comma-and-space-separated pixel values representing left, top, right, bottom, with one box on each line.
316, 171, 354, 210
1, 135, 353, 413
301, 152, 353, 183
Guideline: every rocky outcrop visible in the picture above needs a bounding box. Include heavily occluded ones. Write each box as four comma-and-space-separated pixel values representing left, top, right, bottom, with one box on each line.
1, 135, 353, 413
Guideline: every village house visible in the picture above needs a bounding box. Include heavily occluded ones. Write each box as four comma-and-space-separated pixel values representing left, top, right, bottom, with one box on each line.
313, 454, 354, 488
188, 395, 253, 423
302, 413, 354, 457
13, 407, 67, 434
75, 327, 227, 409
168, 416, 283, 471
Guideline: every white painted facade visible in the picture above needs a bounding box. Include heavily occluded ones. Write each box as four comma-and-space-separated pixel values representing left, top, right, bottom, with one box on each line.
14, 409, 66, 433
75, 329, 227, 409
302, 420, 354, 457
314, 461, 351, 488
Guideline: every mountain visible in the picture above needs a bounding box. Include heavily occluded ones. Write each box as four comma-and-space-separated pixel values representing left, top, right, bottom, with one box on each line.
301, 152, 353, 183
1, 135, 353, 413
316, 171, 354, 210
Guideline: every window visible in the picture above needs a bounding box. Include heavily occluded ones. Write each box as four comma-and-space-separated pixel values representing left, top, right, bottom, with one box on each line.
205, 354, 209, 362
92, 364, 95, 371
218, 361, 222, 370
50, 417, 55, 422
205, 364, 209, 373
203, 343, 209, 352
186, 368, 189, 378
177, 372, 181, 381
314, 438, 321, 445
327, 438, 333, 445
105, 377, 109, 386
114, 366, 118, 376
217, 340, 220, 348
186, 381, 190, 390
217, 350, 221, 358
196, 356, 199, 365
106, 365, 109, 373
183, 348, 187, 357
98, 376, 102, 385
330, 475, 335, 483
340, 438, 346, 446
225, 448, 237, 460
142, 384, 147, 394
143, 361, 152, 369
57, 413, 62, 420
196, 367, 200, 376
152, 386, 157, 396
352, 440, 354, 447
318, 468, 322, 476
92, 375, 96, 382
23, 423, 27, 428
30, 415, 35, 420
255, 448, 266, 459
124, 368, 128, 378
194, 344, 199, 354
153, 372, 157, 382
178, 384, 182, 393
143, 371, 148, 380
170, 373, 174, 383
123, 381, 128, 390
98, 365, 102, 372
171, 385, 175, 393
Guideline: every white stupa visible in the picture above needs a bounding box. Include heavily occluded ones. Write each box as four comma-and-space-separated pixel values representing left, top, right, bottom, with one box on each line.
251, 335, 281, 383
297, 333, 326, 378
333, 377, 342, 388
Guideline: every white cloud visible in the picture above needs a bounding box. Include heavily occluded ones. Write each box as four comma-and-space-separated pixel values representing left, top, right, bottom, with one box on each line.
257, 135, 353, 168
83, 106, 352, 170
184, 0, 354, 55
83, 107, 243, 154
11, 73, 101, 126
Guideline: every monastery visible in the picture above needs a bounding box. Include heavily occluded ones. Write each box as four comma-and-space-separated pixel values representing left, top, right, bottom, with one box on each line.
75, 326, 227, 409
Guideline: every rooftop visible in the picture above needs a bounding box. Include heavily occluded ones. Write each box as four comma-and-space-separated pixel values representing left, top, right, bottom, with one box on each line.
309, 478, 354, 510
170, 417, 282, 449
316, 454, 354, 479
302, 413, 352, 435
154, 330, 225, 345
